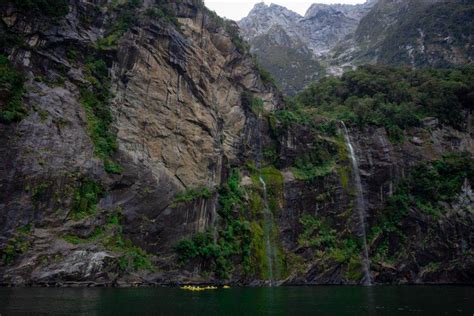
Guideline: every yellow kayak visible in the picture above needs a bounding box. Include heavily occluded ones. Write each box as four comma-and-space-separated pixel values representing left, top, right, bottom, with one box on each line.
180, 285, 219, 291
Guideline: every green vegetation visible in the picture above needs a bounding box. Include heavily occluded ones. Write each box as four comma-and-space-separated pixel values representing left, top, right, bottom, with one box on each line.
294, 65, 474, 141
245, 166, 287, 279
378, 2, 474, 67
175, 222, 252, 279
62, 227, 105, 245
369, 153, 474, 264
175, 169, 253, 279
11, 0, 69, 17
328, 238, 360, 264
1, 225, 32, 265
298, 215, 336, 248
293, 159, 335, 182
423, 261, 441, 273
241, 91, 265, 116
345, 256, 363, 281
145, 8, 178, 27
263, 144, 278, 165
95, 0, 145, 50
0, 55, 26, 123
251, 166, 284, 214
31, 181, 51, 202
71, 178, 104, 220
202, 4, 249, 53
371, 238, 395, 265
80, 58, 122, 174
97, 11, 134, 50
247, 221, 267, 277
218, 169, 243, 220
63, 212, 154, 271
105, 232, 154, 272
145, 2, 179, 26
102, 213, 155, 272
171, 186, 212, 207
225, 21, 250, 54
270, 105, 337, 137
97, 0, 183, 50
296, 214, 364, 281
268, 100, 341, 183
255, 62, 277, 87
386, 153, 473, 220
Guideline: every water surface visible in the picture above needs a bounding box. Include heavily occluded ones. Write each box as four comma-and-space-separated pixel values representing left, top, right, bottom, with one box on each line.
0, 286, 473, 315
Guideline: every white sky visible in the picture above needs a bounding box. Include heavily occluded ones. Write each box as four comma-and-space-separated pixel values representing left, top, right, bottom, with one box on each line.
204, 0, 366, 21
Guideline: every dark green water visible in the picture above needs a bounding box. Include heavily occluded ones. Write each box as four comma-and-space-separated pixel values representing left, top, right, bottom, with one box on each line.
0, 286, 473, 315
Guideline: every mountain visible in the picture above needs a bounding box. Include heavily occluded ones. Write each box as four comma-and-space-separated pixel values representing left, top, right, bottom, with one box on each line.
240, 0, 474, 93
238, 1, 375, 94
332, 0, 474, 68
0, 0, 473, 287
247, 24, 326, 96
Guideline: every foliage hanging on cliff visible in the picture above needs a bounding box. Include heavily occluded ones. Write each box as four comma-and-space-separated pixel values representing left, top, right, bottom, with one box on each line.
71, 178, 104, 220
0, 225, 32, 266
80, 58, 122, 174
387, 152, 474, 218
367, 152, 474, 267
96, 1, 143, 50
0, 55, 26, 124
171, 186, 212, 208
175, 169, 252, 279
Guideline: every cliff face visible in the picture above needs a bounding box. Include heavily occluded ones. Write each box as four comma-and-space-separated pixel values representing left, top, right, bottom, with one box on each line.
278, 122, 473, 284
0, 0, 281, 285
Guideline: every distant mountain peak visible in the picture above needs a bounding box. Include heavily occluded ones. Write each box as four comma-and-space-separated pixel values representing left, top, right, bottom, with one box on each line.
239, 0, 472, 94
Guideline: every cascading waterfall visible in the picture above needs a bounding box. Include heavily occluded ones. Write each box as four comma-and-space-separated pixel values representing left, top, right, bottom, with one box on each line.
259, 176, 275, 284
257, 114, 277, 285
341, 121, 372, 286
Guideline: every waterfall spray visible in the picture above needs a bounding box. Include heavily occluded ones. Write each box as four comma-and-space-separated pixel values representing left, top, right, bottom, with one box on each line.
341, 121, 372, 285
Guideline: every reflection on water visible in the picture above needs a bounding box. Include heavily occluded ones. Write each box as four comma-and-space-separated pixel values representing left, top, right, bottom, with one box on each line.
0, 286, 473, 315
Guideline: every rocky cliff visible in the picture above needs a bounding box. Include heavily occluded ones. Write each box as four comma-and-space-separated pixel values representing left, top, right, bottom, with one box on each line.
0, 0, 282, 286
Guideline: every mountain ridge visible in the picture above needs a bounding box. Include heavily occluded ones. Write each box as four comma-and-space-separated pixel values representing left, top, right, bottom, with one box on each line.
239, 0, 473, 94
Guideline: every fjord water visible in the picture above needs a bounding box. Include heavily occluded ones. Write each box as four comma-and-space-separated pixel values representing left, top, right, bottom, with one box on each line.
1, 286, 473, 315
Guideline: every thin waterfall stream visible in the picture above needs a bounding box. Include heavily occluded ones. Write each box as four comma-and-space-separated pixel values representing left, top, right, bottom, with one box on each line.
341, 121, 372, 285
257, 114, 276, 285
259, 176, 275, 285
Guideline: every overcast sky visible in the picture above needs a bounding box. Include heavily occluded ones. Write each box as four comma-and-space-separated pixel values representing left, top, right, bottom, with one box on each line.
204, 0, 367, 21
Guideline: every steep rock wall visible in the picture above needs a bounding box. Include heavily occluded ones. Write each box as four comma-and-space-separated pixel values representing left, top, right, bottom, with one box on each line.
0, 0, 281, 285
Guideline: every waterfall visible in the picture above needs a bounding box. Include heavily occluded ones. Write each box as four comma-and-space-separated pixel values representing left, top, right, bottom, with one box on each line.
257, 114, 277, 285
341, 121, 372, 286
260, 176, 276, 285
